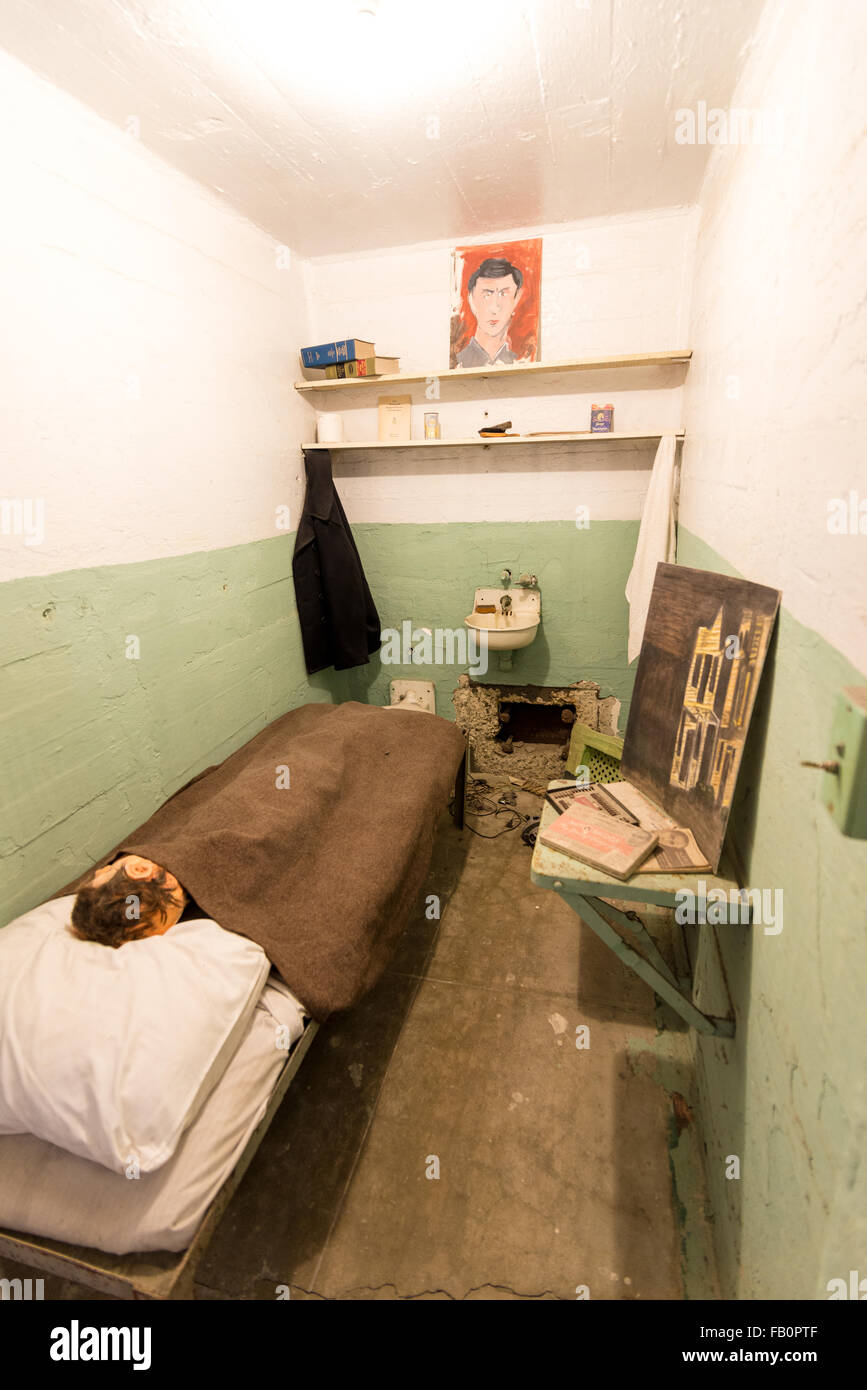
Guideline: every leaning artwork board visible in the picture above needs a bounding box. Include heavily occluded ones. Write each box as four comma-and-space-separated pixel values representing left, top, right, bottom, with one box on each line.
621, 563, 781, 873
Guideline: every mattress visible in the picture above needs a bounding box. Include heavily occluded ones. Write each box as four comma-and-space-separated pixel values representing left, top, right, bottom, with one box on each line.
0, 976, 307, 1254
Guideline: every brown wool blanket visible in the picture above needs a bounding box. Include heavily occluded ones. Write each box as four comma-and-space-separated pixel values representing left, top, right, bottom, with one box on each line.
59, 702, 466, 1020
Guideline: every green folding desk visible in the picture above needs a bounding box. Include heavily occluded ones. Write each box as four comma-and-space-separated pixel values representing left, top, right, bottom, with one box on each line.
530, 799, 743, 1036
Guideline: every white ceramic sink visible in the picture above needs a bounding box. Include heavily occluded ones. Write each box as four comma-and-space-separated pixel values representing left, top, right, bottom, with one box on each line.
465, 587, 541, 651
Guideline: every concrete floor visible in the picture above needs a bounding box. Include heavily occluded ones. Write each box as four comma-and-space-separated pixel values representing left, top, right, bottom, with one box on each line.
2, 780, 720, 1301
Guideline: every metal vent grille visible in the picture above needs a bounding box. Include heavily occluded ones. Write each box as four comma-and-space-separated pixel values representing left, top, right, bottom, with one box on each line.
580, 747, 622, 784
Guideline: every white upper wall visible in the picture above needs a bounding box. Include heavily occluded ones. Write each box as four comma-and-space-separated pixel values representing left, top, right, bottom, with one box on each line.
679, 0, 867, 673
0, 49, 310, 582
304, 207, 697, 523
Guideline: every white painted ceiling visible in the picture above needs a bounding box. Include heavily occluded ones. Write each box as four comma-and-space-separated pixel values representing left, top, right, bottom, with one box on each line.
0, 0, 767, 256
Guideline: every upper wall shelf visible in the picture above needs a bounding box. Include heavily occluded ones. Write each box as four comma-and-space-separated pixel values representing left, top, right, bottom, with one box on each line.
293, 349, 692, 394
303, 431, 685, 450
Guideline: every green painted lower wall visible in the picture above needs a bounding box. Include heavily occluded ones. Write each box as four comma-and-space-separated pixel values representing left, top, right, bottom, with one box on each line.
677, 528, 867, 1299
342, 520, 639, 723
1, 535, 344, 926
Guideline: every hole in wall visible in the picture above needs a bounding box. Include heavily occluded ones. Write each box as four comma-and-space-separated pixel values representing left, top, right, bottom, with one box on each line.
453, 677, 620, 782
495, 699, 575, 745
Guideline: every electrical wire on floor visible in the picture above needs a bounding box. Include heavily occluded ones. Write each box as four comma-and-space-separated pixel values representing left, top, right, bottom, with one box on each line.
463, 780, 536, 841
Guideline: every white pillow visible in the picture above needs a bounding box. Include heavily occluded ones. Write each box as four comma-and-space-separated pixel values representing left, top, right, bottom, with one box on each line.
0, 984, 308, 1255
0, 894, 270, 1175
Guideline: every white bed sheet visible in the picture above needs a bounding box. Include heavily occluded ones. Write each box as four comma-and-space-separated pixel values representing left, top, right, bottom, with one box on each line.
0, 976, 307, 1254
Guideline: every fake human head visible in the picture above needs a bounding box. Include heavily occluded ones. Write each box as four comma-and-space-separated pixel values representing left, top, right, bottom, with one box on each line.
70, 855, 186, 947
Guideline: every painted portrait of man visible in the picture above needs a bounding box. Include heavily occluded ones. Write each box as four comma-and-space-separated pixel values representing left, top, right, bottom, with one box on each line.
450, 238, 542, 369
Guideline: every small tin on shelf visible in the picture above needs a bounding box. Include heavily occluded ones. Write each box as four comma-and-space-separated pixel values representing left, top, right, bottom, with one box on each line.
590, 403, 614, 432
424, 411, 441, 440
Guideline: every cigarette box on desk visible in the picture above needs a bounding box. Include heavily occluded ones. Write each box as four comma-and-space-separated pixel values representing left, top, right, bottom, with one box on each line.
378, 394, 412, 442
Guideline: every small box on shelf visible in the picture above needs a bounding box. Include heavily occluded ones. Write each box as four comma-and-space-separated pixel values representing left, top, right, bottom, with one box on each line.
378, 395, 412, 442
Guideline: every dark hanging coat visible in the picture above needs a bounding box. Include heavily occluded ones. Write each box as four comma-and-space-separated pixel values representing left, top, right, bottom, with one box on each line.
292, 449, 382, 674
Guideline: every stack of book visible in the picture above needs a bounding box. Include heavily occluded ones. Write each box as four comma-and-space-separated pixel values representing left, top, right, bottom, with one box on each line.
540, 779, 710, 880
300, 338, 400, 381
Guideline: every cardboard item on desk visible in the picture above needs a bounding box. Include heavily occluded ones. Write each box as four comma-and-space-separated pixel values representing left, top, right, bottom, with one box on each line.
592, 781, 710, 873
604, 780, 675, 829
638, 827, 711, 874
539, 802, 658, 880
378, 394, 412, 442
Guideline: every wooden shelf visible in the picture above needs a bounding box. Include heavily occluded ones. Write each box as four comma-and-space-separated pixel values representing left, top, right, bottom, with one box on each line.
304, 430, 685, 450
294, 349, 692, 394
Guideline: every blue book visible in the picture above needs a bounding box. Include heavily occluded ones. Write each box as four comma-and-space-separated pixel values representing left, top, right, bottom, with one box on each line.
300, 338, 375, 367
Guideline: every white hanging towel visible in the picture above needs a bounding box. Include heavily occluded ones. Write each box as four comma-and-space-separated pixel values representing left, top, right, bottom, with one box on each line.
625, 433, 678, 664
